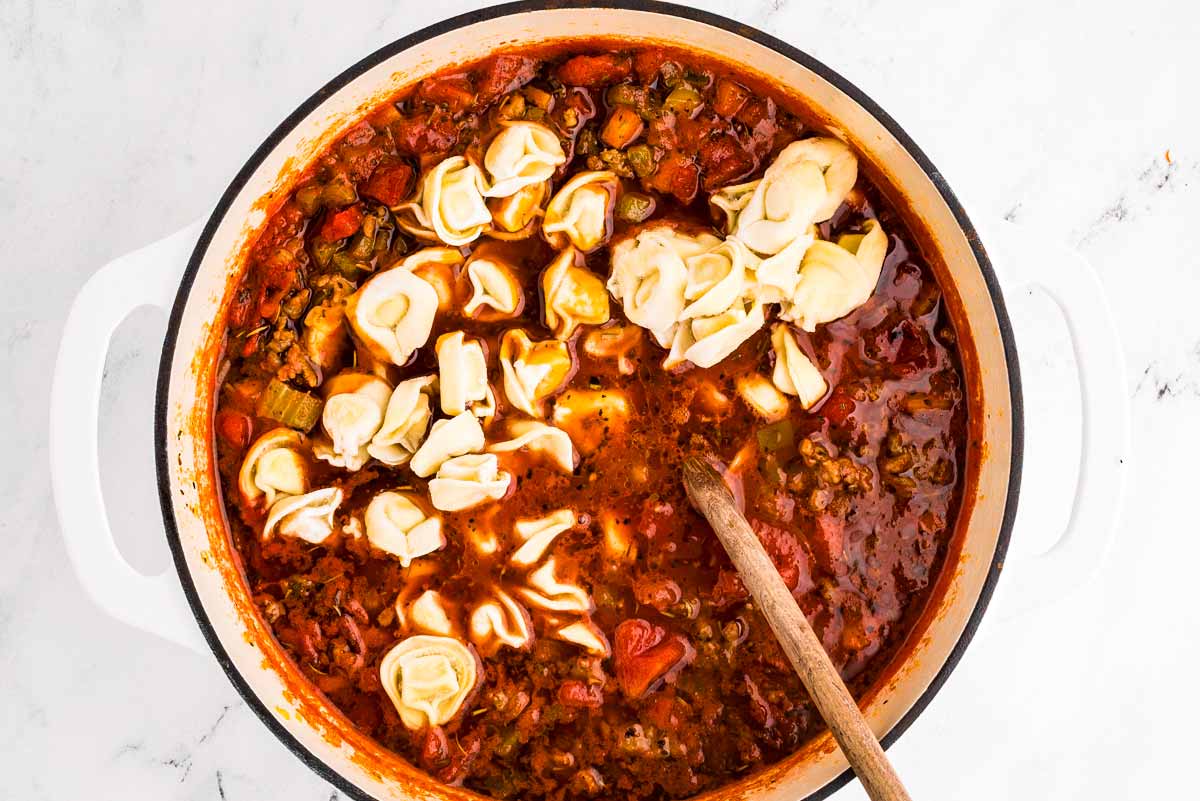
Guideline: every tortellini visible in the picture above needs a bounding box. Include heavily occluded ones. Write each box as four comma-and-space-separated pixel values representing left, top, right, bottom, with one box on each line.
489, 181, 547, 238
346, 266, 439, 367
487, 419, 578, 473
553, 620, 610, 656
735, 373, 790, 422
679, 237, 758, 320
403, 248, 465, 314
262, 487, 343, 544
668, 297, 766, 369
499, 329, 574, 417
551, 389, 630, 454
542, 247, 610, 339
780, 219, 888, 331
725, 136, 858, 255
410, 412, 486, 478
364, 491, 445, 566
238, 428, 309, 509
510, 509, 576, 567
542, 171, 618, 252
427, 453, 512, 512
517, 558, 592, 614
401, 157, 492, 246
407, 590, 458, 637
435, 332, 489, 416
482, 122, 566, 198
367, 375, 436, 466
770, 324, 828, 409
469, 588, 533, 655
315, 373, 392, 471
607, 225, 721, 347
379, 635, 479, 730
463, 250, 523, 319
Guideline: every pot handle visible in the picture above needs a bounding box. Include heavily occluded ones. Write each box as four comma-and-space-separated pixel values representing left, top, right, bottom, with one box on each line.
980, 218, 1131, 619
50, 221, 209, 654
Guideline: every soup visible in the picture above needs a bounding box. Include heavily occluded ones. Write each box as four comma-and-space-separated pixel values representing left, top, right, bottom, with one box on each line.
214, 42, 967, 801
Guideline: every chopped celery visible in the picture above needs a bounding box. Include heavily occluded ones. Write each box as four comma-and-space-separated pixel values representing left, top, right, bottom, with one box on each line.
756, 419, 795, 453
310, 238, 340, 269
615, 191, 655, 223
294, 184, 324, 217
664, 86, 703, 116
320, 174, 357, 208
625, 144, 656, 177
256, 379, 323, 432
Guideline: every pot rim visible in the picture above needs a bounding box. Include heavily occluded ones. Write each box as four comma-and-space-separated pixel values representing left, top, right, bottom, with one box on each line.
154, 2, 1024, 799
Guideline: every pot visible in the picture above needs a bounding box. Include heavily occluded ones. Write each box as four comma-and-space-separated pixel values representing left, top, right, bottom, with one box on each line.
49, 2, 1129, 799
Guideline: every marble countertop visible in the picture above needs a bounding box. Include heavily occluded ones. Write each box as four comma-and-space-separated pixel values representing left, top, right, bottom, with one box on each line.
2, 0, 1194, 798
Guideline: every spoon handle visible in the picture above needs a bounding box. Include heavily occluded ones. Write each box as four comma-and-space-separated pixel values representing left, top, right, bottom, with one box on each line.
682, 458, 912, 801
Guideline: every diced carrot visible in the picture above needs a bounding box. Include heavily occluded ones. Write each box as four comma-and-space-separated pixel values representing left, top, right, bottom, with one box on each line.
215, 410, 252, 449
712, 78, 750, 118
555, 53, 632, 87
646, 151, 699, 204
318, 205, 364, 241
361, 160, 414, 206
416, 75, 476, 113
601, 105, 644, 149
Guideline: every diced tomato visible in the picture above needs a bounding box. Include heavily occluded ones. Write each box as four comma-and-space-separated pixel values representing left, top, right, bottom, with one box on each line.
698, 133, 755, 190
806, 514, 846, 576
474, 54, 537, 106
736, 97, 776, 129
341, 121, 376, 147
558, 680, 604, 708
215, 410, 252, 450
632, 572, 682, 611
892, 320, 935, 373
637, 498, 676, 540
319, 204, 364, 241
392, 114, 458, 155
613, 618, 695, 699
645, 151, 699, 204
711, 569, 749, 609
555, 53, 632, 87
820, 388, 856, 426
361, 160, 414, 206
749, 518, 813, 593
743, 674, 776, 728
645, 115, 677, 151
633, 49, 667, 83
712, 78, 750, 118
416, 74, 477, 113
644, 694, 681, 731
420, 726, 450, 771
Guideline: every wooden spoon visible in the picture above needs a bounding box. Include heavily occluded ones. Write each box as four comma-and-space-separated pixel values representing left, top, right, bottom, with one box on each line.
682, 457, 912, 801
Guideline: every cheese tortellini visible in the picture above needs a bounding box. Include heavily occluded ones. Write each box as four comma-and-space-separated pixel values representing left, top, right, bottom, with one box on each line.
435, 332, 490, 416
345, 266, 439, 367
410, 412, 486, 478
379, 635, 479, 730
238, 428, 309, 510
470, 588, 533, 655
463, 250, 523, 319
483, 122, 566, 198
499, 329, 573, 417
315, 373, 392, 471
542, 247, 610, 339
542, 171, 618, 252
668, 297, 766, 370
780, 219, 887, 331
518, 558, 592, 614
770, 324, 828, 409
402, 157, 492, 246
487, 419, 578, 473
489, 181, 547, 238
367, 375, 436, 466
736, 373, 790, 422
510, 509, 576, 567
427, 453, 512, 512
403, 247, 464, 314
263, 487, 343, 544
364, 491, 445, 566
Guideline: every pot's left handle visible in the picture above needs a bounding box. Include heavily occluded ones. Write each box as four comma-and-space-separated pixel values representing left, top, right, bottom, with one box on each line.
51, 220, 210, 654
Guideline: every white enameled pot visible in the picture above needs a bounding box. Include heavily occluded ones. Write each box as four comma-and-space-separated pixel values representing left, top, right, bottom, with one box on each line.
49, 3, 1130, 800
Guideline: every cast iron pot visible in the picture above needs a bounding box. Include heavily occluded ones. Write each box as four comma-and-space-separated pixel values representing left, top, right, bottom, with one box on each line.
50, 2, 1131, 799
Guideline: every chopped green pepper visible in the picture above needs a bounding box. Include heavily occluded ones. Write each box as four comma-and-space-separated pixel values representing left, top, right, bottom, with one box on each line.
320, 174, 358, 208
664, 85, 703, 116
331, 251, 368, 279
625, 144, 656, 177
756, 419, 795, 453
615, 191, 655, 223
576, 126, 598, 155
310, 238, 340, 269
660, 61, 684, 89
256, 379, 323, 431
294, 184, 324, 217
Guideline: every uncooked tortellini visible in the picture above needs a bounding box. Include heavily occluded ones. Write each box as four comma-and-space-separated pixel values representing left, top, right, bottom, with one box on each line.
499, 329, 573, 417
402, 157, 492, 246
346, 266, 439, 367
364, 491, 445, 566
487, 419, 578, 473
463, 250, 523, 319
435, 332, 489, 416
607, 224, 721, 347
262, 487, 343, 544
542, 247, 610, 339
770, 324, 827, 409
379, 635, 479, 730
483, 122, 567, 198
780, 219, 887, 331
410, 412, 486, 478
542, 171, 618, 252
367, 375, 436, 466
315, 374, 391, 471
427, 453, 512, 512
238, 428, 309, 509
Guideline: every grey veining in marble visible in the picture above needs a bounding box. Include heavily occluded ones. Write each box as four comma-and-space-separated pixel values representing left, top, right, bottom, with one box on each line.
1, 1, 1195, 799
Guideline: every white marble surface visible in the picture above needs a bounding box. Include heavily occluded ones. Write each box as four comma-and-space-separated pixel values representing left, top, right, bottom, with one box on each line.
2, 0, 1194, 798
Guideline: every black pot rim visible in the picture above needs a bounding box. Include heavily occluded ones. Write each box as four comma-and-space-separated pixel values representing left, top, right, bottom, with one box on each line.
154, 3, 1023, 799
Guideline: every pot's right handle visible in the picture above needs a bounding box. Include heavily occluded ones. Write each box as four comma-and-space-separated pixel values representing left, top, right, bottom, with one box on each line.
50, 221, 209, 654
979, 218, 1131, 619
